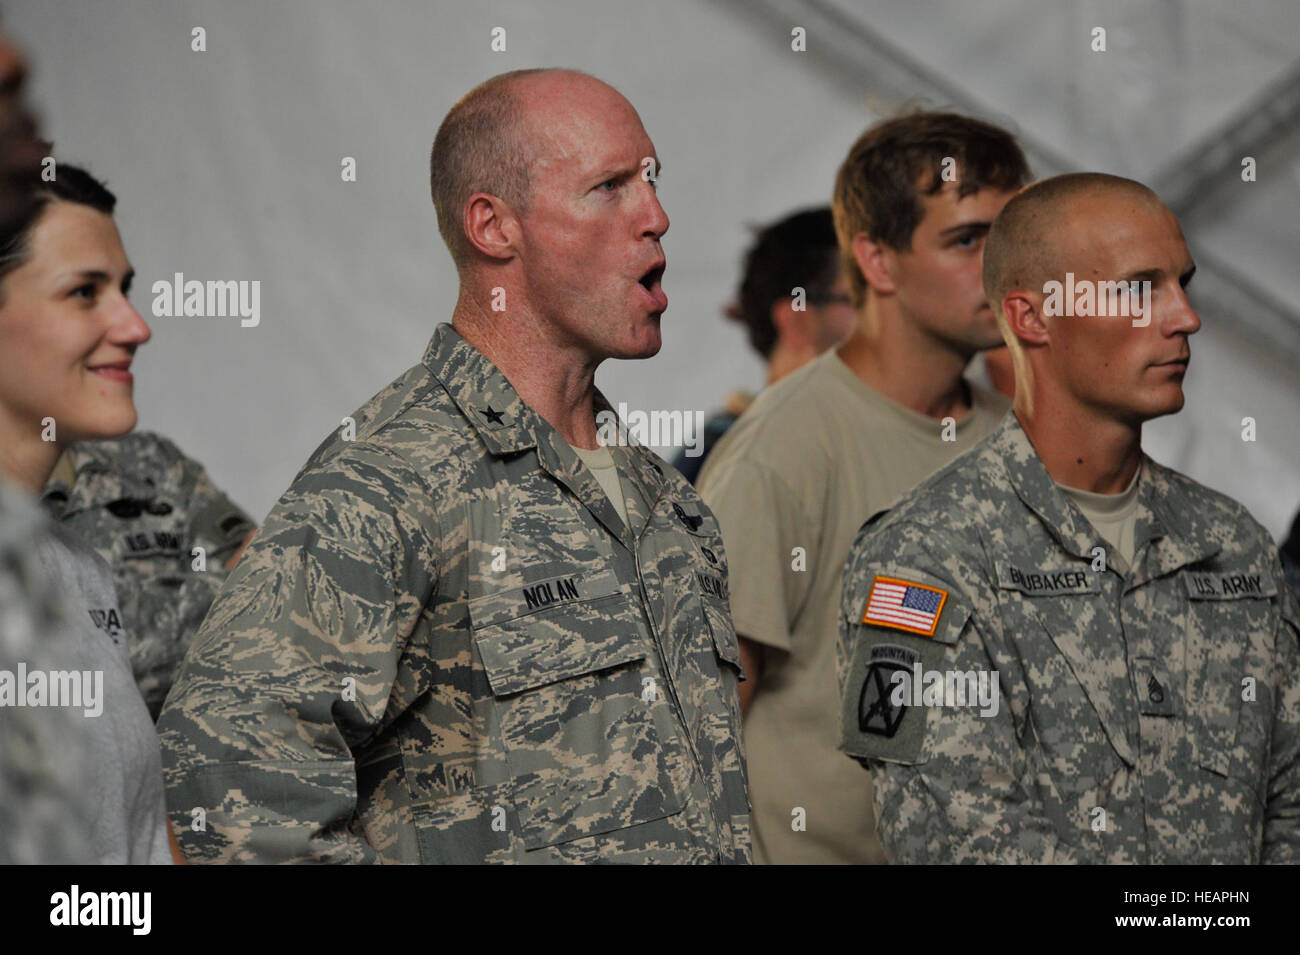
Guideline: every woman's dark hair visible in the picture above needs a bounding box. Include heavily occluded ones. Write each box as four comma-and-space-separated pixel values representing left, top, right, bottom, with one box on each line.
0, 163, 117, 295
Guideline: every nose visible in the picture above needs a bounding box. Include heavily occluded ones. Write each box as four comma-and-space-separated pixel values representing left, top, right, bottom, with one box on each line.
110, 296, 152, 348
642, 183, 669, 240
1166, 284, 1201, 338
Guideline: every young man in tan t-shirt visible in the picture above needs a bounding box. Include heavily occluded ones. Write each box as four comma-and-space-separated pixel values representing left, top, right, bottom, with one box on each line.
698, 112, 1028, 864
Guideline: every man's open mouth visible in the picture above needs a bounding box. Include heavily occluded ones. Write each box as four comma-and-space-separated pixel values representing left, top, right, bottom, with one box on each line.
638, 264, 665, 292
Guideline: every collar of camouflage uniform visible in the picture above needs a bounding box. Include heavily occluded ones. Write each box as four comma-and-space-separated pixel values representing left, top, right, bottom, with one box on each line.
40, 443, 151, 522
990, 412, 1222, 583
422, 322, 675, 543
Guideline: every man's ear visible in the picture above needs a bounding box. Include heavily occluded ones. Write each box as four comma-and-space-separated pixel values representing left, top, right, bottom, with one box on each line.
770, 297, 806, 349
463, 192, 520, 262
852, 233, 897, 296
1002, 291, 1049, 346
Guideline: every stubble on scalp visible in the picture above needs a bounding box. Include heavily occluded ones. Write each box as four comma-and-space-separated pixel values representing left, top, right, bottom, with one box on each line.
982, 172, 1165, 333
430, 68, 603, 270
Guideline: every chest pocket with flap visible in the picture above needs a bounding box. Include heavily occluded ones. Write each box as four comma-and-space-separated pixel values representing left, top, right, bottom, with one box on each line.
469, 567, 686, 851
1183, 567, 1277, 789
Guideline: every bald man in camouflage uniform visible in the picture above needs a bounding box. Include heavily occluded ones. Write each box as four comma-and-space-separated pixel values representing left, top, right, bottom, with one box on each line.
839, 173, 1300, 863
158, 69, 749, 864
0, 480, 94, 864
43, 431, 255, 719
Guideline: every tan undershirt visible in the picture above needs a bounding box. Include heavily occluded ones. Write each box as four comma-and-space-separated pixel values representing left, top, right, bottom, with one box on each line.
569, 443, 629, 527
50, 449, 77, 489
1058, 463, 1143, 573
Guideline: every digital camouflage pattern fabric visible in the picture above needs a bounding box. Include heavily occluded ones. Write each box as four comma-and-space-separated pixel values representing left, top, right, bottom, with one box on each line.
42, 432, 255, 719
0, 480, 94, 864
158, 323, 750, 864
839, 412, 1300, 864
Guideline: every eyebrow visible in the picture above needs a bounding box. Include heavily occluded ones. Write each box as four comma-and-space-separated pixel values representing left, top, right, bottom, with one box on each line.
63, 269, 111, 284
59, 268, 135, 288
1120, 264, 1196, 285
938, 220, 992, 238
592, 158, 663, 182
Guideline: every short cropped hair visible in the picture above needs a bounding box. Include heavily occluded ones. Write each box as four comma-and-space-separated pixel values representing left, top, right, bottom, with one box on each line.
0, 162, 117, 295
982, 172, 1161, 316
832, 111, 1029, 307
725, 207, 840, 359
429, 69, 551, 270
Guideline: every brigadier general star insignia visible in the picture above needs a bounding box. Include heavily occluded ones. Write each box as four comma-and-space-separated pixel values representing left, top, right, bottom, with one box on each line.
480, 406, 505, 425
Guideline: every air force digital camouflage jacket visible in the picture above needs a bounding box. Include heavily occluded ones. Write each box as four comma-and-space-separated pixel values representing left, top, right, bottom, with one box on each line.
158, 324, 750, 863
839, 413, 1300, 864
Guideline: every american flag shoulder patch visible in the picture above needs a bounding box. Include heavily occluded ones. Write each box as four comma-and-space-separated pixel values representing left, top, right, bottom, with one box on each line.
862, 574, 948, 637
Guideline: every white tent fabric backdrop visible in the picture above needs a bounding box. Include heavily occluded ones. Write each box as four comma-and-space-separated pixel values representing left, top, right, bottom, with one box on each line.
9, 0, 1298, 539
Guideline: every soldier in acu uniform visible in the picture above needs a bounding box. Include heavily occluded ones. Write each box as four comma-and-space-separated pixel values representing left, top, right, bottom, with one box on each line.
42, 432, 255, 719
839, 173, 1300, 863
158, 69, 750, 864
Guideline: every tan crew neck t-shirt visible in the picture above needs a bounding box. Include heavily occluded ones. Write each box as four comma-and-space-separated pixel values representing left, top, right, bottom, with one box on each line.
1058, 462, 1143, 574
698, 349, 1009, 864
569, 442, 629, 528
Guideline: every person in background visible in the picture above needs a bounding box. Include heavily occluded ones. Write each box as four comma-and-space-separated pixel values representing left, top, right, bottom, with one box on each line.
673, 207, 855, 483
699, 111, 1027, 864
1281, 508, 1300, 602
43, 432, 256, 719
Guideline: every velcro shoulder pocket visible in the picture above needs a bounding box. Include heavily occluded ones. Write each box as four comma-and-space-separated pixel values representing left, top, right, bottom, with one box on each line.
840, 566, 973, 766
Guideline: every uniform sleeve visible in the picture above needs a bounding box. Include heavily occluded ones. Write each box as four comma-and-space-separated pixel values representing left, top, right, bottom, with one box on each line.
156, 444, 441, 863
1263, 575, 1300, 863
838, 519, 1082, 864
698, 457, 815, 651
